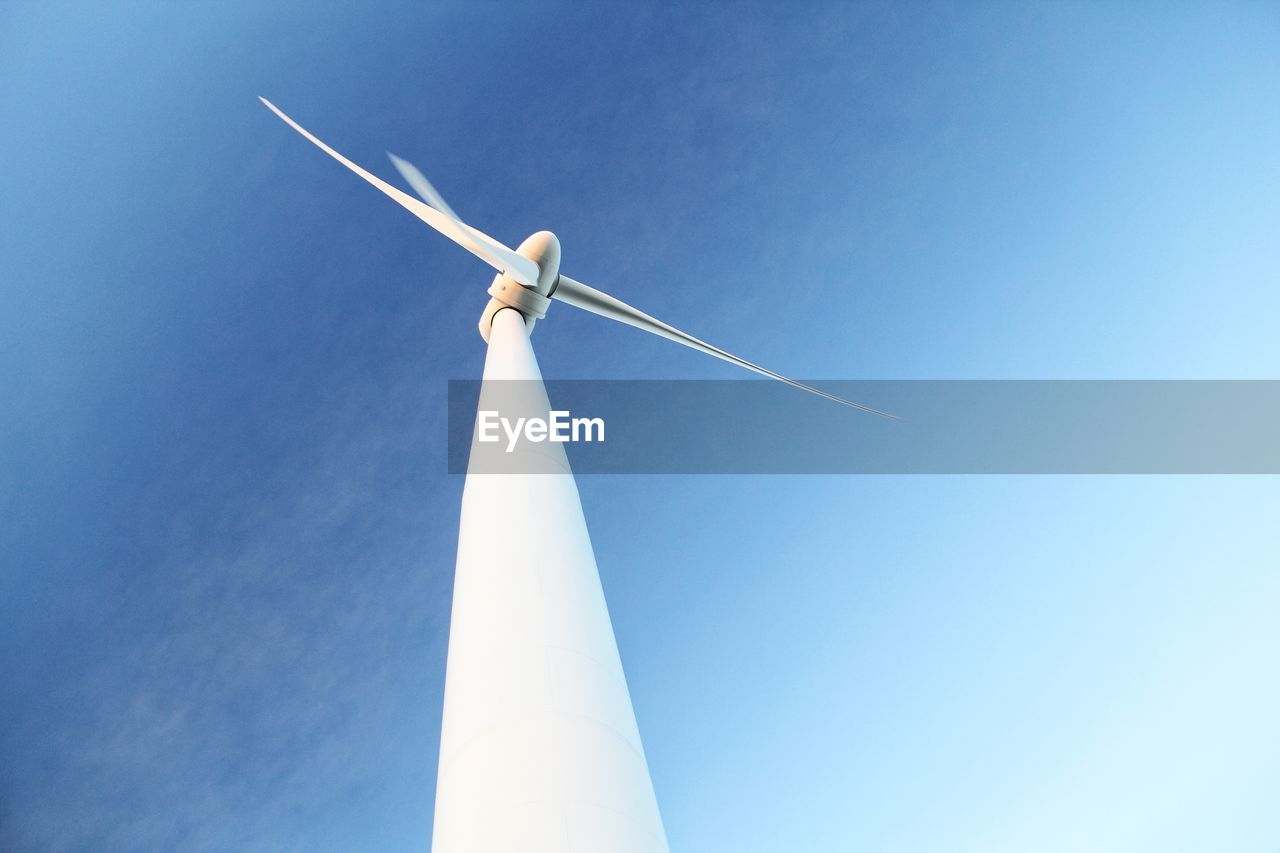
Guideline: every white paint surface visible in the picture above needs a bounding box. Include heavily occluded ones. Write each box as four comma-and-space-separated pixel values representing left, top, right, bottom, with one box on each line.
432, 307, 668, 852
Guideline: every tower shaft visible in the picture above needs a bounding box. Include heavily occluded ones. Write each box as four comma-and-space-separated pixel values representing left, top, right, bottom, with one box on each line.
432, 308, 667, 852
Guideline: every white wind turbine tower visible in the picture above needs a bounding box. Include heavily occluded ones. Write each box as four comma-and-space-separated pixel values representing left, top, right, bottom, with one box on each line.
261, 98, 894, 853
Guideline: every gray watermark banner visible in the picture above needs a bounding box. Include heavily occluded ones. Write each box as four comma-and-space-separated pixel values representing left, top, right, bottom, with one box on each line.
447, 380, 1280, 474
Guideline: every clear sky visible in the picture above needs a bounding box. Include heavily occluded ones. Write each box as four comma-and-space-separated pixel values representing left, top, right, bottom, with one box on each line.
2, 2, 1278, 850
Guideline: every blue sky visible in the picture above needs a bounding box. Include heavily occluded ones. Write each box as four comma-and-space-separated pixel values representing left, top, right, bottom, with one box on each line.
2, 1, 1278, 850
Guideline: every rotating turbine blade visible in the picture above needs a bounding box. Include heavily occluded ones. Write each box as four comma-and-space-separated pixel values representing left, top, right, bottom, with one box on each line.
386, 152, 460, 221
553, 276, 898, 419
259, 97, 540, 288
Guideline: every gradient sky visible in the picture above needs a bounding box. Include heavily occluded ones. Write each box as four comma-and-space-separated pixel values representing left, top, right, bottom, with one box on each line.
2, 2, 1279, 850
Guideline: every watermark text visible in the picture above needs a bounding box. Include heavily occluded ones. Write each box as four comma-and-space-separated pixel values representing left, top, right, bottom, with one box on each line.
477, 410, 605, 453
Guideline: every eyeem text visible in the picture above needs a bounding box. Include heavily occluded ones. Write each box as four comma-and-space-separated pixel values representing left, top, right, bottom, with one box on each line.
477, 410, 605, 453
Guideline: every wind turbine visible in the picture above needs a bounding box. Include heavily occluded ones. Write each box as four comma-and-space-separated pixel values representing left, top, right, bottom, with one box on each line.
260, 97, 893, 853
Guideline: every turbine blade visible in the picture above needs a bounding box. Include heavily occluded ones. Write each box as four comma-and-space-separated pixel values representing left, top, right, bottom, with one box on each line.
386, 152, 460, 221
552, 276, 899, 419
259, 97, 539, 288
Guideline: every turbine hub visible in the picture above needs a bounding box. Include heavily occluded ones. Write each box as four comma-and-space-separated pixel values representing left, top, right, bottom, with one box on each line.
479, 231, 561, 341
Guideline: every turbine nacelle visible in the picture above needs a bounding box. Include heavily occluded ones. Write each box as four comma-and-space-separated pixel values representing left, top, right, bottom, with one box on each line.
479, 231, 560, 341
